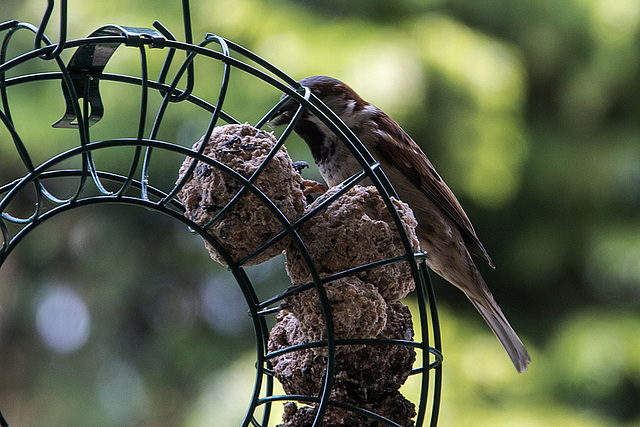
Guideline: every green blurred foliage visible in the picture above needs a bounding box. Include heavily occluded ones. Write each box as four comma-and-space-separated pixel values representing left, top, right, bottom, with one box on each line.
1, 0, 640, 425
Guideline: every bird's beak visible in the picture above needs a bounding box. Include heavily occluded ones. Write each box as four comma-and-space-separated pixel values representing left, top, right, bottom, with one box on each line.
270, 97, 299, 127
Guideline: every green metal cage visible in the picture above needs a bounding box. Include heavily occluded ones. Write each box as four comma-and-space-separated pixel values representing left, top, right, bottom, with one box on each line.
0, 1, 442, 425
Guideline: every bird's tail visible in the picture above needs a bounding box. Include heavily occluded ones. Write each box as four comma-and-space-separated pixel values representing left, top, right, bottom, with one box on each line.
468, 295, 531, 373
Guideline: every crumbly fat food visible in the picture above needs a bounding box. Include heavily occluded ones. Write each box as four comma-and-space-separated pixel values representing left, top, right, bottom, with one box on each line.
285, 185, 420, 302
269, 302, 417, 426
177, 128, 422, 425
271, 185, 421, 426
177, 123, 306, 266
282, 276, 388, 352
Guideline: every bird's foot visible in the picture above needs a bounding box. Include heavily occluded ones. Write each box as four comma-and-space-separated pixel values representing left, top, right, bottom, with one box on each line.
301, 179, 328, 196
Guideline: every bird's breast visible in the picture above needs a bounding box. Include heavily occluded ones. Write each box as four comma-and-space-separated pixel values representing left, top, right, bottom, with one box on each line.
315, 135, 365, 186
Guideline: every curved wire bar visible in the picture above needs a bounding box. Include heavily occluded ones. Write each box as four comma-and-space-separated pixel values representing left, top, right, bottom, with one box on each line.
158, 33, 233, 205
35, 0, 67, 60
0, 3, 442, 425
0, 21, 82, 225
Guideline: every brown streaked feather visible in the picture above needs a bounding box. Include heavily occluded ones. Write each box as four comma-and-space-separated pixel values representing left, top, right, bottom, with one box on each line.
373, 112, 495, 268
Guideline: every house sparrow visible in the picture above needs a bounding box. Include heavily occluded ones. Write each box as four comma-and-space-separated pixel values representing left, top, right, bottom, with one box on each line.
272, 75, 531, 373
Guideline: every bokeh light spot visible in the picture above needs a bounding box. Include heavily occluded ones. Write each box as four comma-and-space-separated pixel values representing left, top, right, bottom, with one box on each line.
200, 276, 251, 335
35, 284, 91, 354
96, 358, 149, 424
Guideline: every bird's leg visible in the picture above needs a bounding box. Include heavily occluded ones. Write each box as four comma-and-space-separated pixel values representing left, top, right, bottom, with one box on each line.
292, 160, 328, 196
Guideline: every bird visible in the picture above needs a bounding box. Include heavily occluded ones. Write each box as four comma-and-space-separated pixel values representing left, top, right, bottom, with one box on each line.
271, 75, 531, 373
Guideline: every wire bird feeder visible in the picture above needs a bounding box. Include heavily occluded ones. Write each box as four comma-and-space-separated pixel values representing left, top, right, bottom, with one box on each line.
0, 1, 442, 426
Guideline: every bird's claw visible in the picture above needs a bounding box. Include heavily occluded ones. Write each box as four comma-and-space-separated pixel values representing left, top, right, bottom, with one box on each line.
292, 161, 310, 173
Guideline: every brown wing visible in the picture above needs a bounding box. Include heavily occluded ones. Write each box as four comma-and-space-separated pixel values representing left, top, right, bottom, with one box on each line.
373, 113, 495, 268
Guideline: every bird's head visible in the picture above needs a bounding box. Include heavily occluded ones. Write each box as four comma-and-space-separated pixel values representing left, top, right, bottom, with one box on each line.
271, 76, 370, 129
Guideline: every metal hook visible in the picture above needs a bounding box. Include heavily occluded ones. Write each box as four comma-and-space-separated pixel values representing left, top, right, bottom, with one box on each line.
152, 11, 195, 103
35, 0, 67, 60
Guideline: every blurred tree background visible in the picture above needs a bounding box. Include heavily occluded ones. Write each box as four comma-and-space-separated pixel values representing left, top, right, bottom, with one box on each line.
1, 0, 639, 425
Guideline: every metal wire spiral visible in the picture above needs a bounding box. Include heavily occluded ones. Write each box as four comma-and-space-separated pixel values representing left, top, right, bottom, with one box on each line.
0, 1, 442, 425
